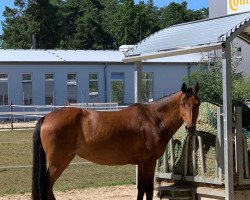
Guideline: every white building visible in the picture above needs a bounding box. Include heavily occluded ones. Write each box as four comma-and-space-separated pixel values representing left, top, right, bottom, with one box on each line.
209, 0, 250, 74
0, 49, 204, 106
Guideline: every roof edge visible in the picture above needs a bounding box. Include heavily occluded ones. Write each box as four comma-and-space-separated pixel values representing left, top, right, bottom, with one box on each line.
123, 43, 222, 63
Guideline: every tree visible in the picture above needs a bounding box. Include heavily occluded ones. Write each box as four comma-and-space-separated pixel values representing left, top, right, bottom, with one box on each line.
115, 0, 137, 45
1, 0, 59, 49
134, 1, 160, 42
100, 0, 121, 48
70, 0, 113, 49
184, 46, 250, 127
1, 0, 208, 49
159, 1, 208, 29
25, 0, 60, 48
1, 1, 36, 49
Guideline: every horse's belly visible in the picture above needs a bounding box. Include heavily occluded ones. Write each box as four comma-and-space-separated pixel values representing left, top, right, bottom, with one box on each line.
75, 143, 149, 165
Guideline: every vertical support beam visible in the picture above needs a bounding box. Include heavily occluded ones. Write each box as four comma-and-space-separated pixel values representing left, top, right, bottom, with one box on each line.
10, 101, 13, 130
134, 61, 143, 103
216, 107, 224, 180
164, 147, 168, 172
170, 138, 175, 171
222, 44, 234, 200
192, 136, 197, 176
235, 107, 244, 183
184, 135, 191, 176
134, 61, 143, 187
197, 135, 205, 176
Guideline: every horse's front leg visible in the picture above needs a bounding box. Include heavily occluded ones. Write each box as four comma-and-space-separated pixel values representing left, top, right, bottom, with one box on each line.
137, 159, 157, 200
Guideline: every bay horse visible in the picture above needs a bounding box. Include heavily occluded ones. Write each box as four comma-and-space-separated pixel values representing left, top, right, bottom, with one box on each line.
32, 83, 200, 200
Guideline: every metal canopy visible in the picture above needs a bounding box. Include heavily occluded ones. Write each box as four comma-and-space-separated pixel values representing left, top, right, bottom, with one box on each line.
124, 11, 250, 200
123, 12, 250, 63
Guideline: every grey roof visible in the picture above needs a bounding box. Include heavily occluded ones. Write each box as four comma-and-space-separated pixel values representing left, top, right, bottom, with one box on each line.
124, 12, 250, 61
0, 49, 205, 63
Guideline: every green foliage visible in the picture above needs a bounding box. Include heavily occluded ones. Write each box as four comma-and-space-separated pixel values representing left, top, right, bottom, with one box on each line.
159, 1, 208, 29
184, 46, 250, 128
1, 0, 59, 49
1, 0, 208, 49
111, 81, 124, 103
184, 47, 250, 104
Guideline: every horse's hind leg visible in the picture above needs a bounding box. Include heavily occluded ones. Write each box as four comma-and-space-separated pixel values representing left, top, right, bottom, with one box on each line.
137, 159, 157, 200
46, 153, 75, 200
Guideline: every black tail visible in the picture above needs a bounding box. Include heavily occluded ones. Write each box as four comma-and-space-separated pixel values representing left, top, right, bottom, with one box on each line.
32, 117, 47, 200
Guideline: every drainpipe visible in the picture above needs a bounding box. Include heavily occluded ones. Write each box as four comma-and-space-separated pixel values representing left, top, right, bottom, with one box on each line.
187, 63, 191, 85
31, 34, 36, 49
104, 63, 108, 103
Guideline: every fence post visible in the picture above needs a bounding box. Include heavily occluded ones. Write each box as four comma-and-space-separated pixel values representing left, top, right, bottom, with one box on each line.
234, 107, 244, 183
9, 101, 13, 130
216, 107, 224, 180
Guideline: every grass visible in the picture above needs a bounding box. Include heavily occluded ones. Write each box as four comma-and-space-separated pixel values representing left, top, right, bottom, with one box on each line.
0, 163, 135, 195
0, 130, 136, 196
0, 130, 33, 142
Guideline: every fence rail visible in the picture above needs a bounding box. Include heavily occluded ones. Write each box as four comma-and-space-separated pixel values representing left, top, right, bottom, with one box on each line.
0, 102, 123, 130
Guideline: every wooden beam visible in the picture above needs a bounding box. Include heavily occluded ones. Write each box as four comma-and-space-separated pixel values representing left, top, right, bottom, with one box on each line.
222, 44, 234, 200
123, 43, 222, 63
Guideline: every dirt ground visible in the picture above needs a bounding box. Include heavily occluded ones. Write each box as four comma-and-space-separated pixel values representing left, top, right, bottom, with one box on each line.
0, 185, 158, 200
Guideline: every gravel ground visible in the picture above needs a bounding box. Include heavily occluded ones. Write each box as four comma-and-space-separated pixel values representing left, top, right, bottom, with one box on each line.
0, 185, 158, 200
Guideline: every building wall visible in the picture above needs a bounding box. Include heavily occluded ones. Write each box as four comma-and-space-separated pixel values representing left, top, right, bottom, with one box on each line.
209, 0, 227, 18
209, 0, 250, 75
0, 62, 196, 106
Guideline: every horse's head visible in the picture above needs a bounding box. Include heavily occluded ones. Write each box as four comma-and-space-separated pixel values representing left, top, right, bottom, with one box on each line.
180, 83, 200, 134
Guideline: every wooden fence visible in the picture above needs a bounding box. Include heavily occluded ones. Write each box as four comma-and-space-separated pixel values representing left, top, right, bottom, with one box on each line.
156, 106, 250, 186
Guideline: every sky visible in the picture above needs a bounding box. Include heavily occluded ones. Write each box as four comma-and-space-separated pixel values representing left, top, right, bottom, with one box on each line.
0, 0, 208, 35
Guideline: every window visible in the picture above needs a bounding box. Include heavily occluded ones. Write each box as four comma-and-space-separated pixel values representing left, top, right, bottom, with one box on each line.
111, 73, 124, 104
89, 73, 99, 102
45, 74, 54, 105
236, 47, 242, 59
67, 73, 77, 103
0, 74, 8, 105
142, 72, 154, 102
22, 73, 32, 105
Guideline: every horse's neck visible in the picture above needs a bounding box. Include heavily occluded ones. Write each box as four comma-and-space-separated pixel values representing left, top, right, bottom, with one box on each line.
153, 92, 183, 134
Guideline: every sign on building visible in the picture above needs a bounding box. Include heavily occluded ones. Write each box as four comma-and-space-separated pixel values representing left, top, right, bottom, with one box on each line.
227, 0, 250, 15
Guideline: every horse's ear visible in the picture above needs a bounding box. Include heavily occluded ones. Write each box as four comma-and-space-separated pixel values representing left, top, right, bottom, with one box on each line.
181, 83, 187, 93
193, 83, 199, 94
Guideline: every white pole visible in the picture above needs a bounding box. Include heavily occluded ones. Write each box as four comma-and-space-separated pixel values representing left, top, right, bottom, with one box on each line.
222, 44, 234, 200
134, 61, 142, 187
134, 61, 142, 103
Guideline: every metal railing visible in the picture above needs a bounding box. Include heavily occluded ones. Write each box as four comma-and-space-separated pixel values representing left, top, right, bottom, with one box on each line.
0, 102, 123, 130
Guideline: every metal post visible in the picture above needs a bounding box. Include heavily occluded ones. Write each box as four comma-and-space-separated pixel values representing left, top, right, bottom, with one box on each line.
222, 44, 234, 200
10, 101, 13, 130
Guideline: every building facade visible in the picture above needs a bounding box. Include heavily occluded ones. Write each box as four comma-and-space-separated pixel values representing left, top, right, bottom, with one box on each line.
209, 0, 250, 74
0, 50, 202, 106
